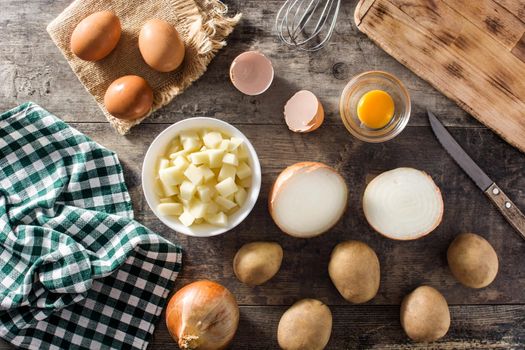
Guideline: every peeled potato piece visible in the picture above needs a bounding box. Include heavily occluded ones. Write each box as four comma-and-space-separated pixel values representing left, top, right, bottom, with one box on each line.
363, 167, 443, 240
269, 162, 348, 238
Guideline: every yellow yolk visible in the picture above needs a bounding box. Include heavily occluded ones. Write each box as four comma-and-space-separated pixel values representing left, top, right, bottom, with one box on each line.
357, 90, 395, 129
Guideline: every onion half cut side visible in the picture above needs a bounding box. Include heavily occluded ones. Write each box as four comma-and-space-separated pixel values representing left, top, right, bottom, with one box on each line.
363, 167, 443, 240
269, 162, 348, 238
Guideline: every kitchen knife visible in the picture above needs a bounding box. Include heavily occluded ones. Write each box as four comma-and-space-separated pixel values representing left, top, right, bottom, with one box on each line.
428, 109, 525, 241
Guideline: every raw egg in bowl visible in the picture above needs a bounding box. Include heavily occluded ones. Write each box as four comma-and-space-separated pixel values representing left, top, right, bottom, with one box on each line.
340, 71, 411, 143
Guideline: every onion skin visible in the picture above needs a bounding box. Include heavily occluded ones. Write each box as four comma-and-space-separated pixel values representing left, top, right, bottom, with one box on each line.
166, 280, 239, 350
268, 162, 347, 238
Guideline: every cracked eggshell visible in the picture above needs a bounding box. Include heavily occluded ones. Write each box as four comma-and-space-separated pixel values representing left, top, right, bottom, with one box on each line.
284, 90, 324, 133
230, 51, 274, 96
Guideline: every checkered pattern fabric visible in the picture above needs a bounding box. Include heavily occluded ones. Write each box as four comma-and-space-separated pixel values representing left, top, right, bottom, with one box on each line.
0, 103, 182, 349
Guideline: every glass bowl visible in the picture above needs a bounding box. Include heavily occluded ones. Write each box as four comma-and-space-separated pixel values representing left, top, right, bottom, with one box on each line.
339, 71, 411, 143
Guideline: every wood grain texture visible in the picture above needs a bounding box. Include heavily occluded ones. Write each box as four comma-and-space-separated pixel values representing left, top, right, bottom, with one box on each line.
355, 0, 525, 153
1, 0, 525, 349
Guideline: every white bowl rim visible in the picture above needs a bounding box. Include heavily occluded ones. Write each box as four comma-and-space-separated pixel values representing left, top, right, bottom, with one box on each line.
141, 117, 262, 237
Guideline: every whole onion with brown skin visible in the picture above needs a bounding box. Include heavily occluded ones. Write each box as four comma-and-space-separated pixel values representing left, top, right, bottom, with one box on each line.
166, 280, 239, 350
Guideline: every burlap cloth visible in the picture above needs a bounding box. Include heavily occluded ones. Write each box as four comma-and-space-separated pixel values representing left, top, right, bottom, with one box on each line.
47, 0, 241, 135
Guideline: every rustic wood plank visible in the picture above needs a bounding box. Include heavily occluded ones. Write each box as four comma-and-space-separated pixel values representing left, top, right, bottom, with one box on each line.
493, 0, 525, 22
0, 0, 481, 128
58, 122, 525, 306
2, 305, 523, 349
442, 0, 525, 49
356, 0, 525, 152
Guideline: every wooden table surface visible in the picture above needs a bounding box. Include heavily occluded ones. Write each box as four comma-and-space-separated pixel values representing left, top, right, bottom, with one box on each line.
1, 0, 524, 349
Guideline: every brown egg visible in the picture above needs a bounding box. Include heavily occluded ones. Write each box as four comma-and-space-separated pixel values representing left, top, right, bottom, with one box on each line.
139, 19, 185, 72
104, 75, 153, 121
70, 11, 121, 61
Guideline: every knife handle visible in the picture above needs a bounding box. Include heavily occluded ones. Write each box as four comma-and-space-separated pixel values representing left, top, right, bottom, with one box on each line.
485, 183, 525, 241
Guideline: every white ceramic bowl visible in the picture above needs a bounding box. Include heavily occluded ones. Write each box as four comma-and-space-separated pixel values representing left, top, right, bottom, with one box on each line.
142, 117, 262, 237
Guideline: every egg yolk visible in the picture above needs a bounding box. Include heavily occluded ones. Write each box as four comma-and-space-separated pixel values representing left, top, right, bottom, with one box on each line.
357, 90, 395, 129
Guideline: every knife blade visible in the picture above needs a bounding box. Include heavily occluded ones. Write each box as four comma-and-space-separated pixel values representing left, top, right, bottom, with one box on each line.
428, 109, 525, 241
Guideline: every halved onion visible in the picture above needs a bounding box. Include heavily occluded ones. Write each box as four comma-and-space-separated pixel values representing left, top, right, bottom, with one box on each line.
269, 162, 348, 238
363, 167, 443, 240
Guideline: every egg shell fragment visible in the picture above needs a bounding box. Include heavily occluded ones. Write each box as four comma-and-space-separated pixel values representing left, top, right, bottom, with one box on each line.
284, 90, 325, 133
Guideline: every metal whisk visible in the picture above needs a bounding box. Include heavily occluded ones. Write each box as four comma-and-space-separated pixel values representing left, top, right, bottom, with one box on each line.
275, 0, 341, 52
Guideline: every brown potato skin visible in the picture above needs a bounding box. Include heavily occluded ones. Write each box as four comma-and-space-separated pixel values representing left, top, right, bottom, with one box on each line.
70, 11, 121, 61
104, 75, 153, 120
277, 299, 332, 350
400, 286, 450, 342
328, 240, 380, 303
233, 242, 283, 286
447, 233, 499, 289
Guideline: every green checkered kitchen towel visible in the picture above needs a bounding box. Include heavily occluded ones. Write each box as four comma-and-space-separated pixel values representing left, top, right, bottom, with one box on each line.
0, 102, 182, 349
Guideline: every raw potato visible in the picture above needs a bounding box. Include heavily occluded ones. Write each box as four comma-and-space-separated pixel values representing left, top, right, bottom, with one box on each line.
277, 299, 332, 350
447, 233, 499, 288
328, 241, 380, 303
363, 167, 444, 240
269, 162, 348, 238
400, 286, 450, 342
155, 129, 252, 228
233, 242, 283, 286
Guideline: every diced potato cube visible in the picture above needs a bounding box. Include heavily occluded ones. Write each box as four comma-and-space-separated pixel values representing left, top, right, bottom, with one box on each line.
204, 212, 228, 227
237, 145, 249, 160
158, 158, 170, 171
199, 166, 215, 182
190, 200, 208, 219
218, 139, 230, 150
167, 142, 180, 155
160, 180, 179, 197
160, 167, 185, 186
158, 203, 183, 216
215, 195, 238, 210
235, 187, 247, 206
203, 131, 223, 148
206, 149, 225, 168
179, 211, 195, 227
218, 164, 236, 182
182, 137, 202, 151
169, 149, 189, 159
238, 176, 252, 188
180, 181, 197, 200
184, 164, 204, 186
159, 197, 175, 203
189, 151, 209, 165
172, 156, 190, 172
228, 137, 243, 151
236, 161, 252, 180
178, 197, 191, 208
222, 153, 239, 166
197, 185, 214, 202
216, 178, 238, 197
206, 201, 220, 214
154, 178, 165, 197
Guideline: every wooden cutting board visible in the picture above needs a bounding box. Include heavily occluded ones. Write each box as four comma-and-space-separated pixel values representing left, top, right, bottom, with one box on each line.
355, 0, 525, 152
